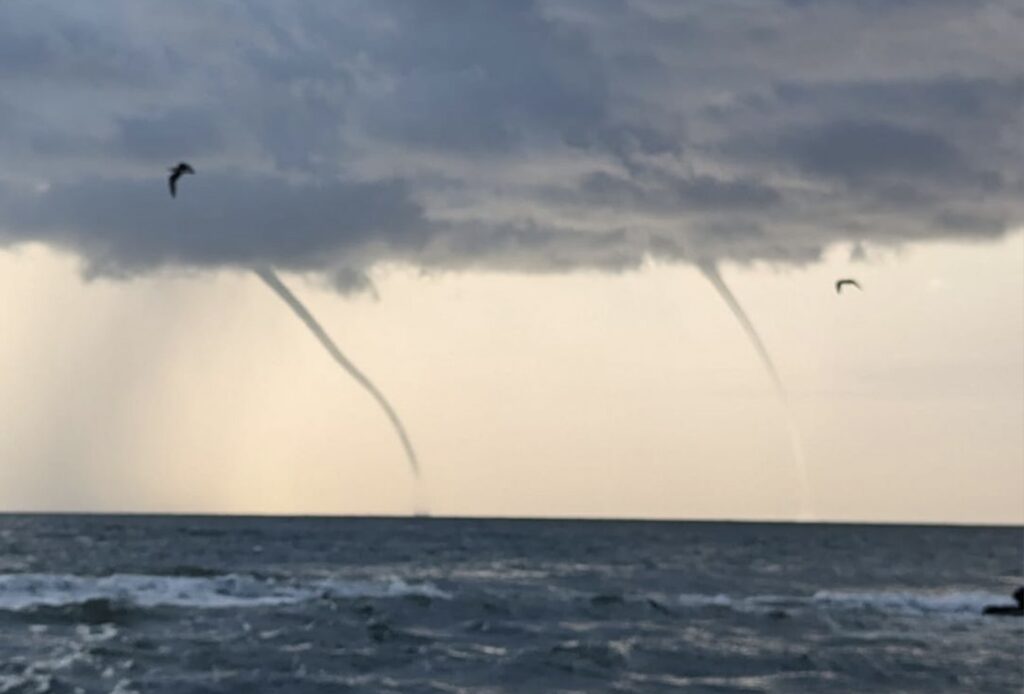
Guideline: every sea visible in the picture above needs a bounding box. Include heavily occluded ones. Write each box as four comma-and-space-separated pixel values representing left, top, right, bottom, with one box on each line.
0, 515, 1020, 693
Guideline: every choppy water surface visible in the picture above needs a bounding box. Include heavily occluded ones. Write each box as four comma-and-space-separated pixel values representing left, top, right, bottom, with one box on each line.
0, 515, 1020, 693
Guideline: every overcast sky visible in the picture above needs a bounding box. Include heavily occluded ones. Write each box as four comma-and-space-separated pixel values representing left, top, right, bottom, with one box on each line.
0, 0, 1021, 522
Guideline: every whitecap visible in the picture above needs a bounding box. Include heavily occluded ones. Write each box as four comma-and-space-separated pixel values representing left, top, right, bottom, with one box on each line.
675, 592, 733, 608
812, 589, 1006, 615
0, 573, 310, 610
317, 576, 452, 601
0, 572, 451, 611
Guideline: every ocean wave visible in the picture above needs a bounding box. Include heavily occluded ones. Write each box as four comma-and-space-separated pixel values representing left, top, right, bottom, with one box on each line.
0, 573, 307, 610
317, 576, 451, 601
0, 573, 449, 612
662, 589, 1007, 616
675, 592, 734, 608
811, 589, 1007, 615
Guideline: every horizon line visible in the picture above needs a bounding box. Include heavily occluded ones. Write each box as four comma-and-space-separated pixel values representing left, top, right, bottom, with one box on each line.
0, 509, 1019, 530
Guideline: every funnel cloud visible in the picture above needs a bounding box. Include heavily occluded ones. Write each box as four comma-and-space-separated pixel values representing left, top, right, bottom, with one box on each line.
698, 262, 812, 518
254, 267, 421, 480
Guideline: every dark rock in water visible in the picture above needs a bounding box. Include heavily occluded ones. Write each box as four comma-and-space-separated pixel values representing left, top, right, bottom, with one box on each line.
982, 586, 1023, 617
982, 605, 1022, 616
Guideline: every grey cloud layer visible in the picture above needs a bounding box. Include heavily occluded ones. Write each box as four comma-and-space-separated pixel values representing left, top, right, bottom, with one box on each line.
0, 0, 1020, 283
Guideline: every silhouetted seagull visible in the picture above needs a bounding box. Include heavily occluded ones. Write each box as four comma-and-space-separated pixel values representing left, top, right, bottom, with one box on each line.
168, 162, 195, 198
835, 278, 861, 294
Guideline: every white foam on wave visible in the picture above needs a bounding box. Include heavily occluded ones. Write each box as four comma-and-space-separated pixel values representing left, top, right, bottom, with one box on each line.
675, 592, 733, 608
670, 592, 801, 612
317, 576, 451, 601
0, 573, 308, 610
0, 573, 450, 611
665, 589, 1008, 616
812, 589, 1007, 615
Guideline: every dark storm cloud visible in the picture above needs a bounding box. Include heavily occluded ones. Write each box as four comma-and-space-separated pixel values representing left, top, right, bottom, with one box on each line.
571, 171, 781, 213
781, 121, 965, 183
113, 109, 225, 162
0, 6, 167, 88
0, 0, 1020, 283
359, 1, 608, 153
0, 175, 429, 277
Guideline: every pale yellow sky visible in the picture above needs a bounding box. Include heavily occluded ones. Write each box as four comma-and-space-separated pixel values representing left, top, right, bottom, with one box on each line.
0, 232, 1021, 523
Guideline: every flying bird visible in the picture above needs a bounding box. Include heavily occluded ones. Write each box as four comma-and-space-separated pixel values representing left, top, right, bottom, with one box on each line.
168, 162, 195, 198
835, 278, 861, 294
